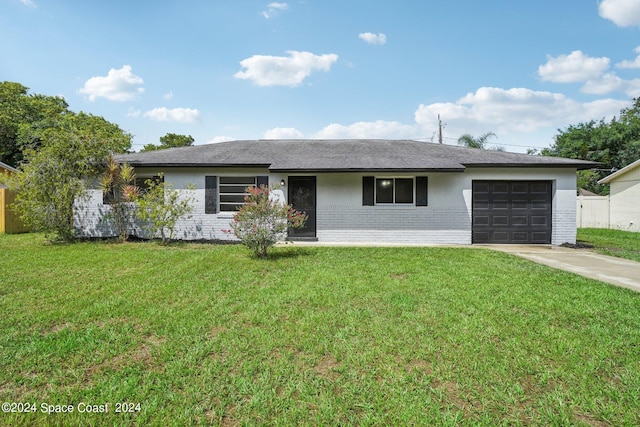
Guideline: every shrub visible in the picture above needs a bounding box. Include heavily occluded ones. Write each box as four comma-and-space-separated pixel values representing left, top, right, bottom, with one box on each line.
230, 185, 306, 258
100, 157, 140, 242
135, 175, 195, 244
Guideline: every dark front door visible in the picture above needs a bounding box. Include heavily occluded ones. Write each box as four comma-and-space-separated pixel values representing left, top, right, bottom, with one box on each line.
472, 180, 552, 244
288, 176, 317, 240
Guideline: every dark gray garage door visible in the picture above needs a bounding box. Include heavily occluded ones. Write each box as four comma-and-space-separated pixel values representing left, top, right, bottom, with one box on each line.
472, 181, 552, 244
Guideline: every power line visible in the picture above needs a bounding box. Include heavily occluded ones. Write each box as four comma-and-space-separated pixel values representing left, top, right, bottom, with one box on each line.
412, 136, 545, 152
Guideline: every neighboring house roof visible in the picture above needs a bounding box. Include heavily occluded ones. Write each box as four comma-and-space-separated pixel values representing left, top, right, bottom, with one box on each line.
117, 139, 599, 172
598, 158, 640, 184
578, 188, 599, 196
0, 161, 17, 173
0, 161, 16, 189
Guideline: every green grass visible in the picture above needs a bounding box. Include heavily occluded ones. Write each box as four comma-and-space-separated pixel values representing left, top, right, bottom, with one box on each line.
1, 234, 639, 426
578, 228, 640, 262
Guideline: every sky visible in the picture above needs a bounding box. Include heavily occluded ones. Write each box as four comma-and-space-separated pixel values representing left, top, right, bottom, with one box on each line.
2, 0, 640, 153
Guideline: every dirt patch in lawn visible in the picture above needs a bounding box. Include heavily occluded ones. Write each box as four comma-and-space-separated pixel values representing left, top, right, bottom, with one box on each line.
85, 334, 165, 382
313, 355, 340, 380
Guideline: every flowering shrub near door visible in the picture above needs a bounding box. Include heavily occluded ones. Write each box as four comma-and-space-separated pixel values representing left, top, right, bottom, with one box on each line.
229, 185, 307, 258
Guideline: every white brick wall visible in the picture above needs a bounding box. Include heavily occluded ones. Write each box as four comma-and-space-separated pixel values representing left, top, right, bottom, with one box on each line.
75, 167, 579, 245
316, 205, 471, 244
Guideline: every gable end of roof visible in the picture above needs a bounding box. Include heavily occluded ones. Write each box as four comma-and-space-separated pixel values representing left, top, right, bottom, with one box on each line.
598, 158, 640, 184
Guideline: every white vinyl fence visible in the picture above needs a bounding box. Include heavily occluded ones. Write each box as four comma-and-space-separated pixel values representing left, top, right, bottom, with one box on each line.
576, 195, 610, 228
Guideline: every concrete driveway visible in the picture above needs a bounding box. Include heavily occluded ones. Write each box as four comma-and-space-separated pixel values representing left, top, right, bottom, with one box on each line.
485, 245, 640, 292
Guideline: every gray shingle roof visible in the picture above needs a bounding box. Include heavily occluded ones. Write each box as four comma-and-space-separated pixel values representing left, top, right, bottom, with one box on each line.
116, 139, 598, 171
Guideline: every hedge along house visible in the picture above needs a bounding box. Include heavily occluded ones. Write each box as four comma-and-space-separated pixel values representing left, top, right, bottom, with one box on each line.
74, 139, 597, 245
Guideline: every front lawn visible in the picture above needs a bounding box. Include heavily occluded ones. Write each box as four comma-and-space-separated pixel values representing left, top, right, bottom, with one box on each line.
1, 234, 639, 426
578, 228, 640, 262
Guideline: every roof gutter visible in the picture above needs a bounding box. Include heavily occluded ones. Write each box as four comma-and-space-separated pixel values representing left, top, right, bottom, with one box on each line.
268, 168, 466, 173
463, 162, 600, 171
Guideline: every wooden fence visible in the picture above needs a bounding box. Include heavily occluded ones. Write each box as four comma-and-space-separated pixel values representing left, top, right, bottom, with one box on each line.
0, 188, 30, 234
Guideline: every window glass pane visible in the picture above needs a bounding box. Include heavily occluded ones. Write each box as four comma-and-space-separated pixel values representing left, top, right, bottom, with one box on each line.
220, 204, 242, 212
220, 194, 246, 203
219, 177, 257, 212
376, 179, 394, 204
219, 185, 247, 193
220, 177, 255, 185
395, 179, 414, 203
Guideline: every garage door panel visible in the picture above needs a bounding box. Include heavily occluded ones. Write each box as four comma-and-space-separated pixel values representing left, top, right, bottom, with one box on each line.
492, 215, 509, 226
474, 183, 490, 193
512, 232, 529, 242
531, 183, 549, 193
472, 181, 552, 244
512, 215, 529, 225
512, 200, 528, 209
474, 215, 489, 225
492, 231, 510, 243
512, 183, 528, 193
531, 215, 549, 226
493, 183, 509, 193
531, 232, 551, 243
474, 231, 489, 243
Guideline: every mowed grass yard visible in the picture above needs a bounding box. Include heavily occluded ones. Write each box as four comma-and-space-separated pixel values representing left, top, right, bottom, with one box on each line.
1, 234, 639, 426
578, 228, 640, 262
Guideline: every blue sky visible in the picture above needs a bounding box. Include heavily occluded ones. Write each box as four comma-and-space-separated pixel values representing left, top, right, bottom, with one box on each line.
2, 0, 640, 153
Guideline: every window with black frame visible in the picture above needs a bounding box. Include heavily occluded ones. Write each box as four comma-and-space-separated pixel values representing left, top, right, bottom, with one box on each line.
363, 176, 428, 207
375, 178, 414, 204
219, 176, 257, 212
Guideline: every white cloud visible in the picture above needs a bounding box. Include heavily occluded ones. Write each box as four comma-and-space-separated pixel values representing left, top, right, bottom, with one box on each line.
616, 46, 640, 69
358, 32, 387, 45
264, 127, 304, 139
313, 120, 416, 140
599, 0, 640, 27
79, 65, 144, 102
585, 75, 640, 98
203, 83, 632, 153
207, 136, 236, 144
306, 87, 627, 151
538, 51, 610, 83
127, 107, 141, 117
262, 2, 288, 18
143, 107, 200, 123
581, 73, 627, 95
20, 0, 36, 7
163, 90, 174, 100
413, 87, 628, 149
234, 50, 339, 87
537, 48, 640, 96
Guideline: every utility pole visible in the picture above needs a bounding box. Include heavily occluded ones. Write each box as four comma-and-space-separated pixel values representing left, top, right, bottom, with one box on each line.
438, 114, 443, 144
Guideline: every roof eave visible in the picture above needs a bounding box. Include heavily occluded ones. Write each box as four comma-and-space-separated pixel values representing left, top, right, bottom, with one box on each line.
126, 162, 272, 169
0, 161, 17, 173
464, 162, 600, 171
268, 167, 465, 173
598, 158, 640, 184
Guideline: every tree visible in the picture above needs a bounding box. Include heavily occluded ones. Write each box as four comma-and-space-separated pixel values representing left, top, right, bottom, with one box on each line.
543, 97, 640, 194
6, 113, 132, 242
457, 132, 497, 149
135, 175, 196, 244
100, 157, 141, 242
140, 133, 194, 152
229, 185, 307, 258
0, 81, 69, 166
